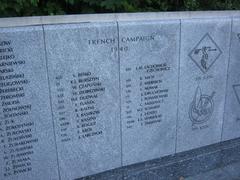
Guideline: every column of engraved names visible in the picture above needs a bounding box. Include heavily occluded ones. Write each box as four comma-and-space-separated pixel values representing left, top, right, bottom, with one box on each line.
54, 75, 71, 142
124, 64, 170, 129
0, 40, 37, 177
71, 72, 105, 139
54, 72, 105, 142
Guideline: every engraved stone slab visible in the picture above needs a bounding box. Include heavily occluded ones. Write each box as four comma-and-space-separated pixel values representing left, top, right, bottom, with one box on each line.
119, 20, 180, 165
222, 18, 240, 141
0, 26, 59, 180
44, 23, 121, 179
177, 18, 231, 152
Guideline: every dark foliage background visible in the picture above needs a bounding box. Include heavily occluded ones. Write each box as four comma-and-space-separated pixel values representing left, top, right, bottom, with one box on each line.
0, 0, 239, 17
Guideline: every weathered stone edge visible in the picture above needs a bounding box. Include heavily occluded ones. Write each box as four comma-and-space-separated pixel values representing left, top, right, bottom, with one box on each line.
77, 137, 240, 180
0, 11, 240, 28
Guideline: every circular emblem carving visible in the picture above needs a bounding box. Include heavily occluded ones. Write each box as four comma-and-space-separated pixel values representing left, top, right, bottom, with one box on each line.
189, 87, 215, 124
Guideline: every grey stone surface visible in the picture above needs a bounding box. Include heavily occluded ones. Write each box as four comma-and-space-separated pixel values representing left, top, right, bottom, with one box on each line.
186, 162, 240, 180
222, 18, 240, 141
44, 22, 121, 179
78, 167, 123, 180
122, 138, 240, 180
185, 167, 230, 180
177, 18, 232, 152
0, 26, 59, 179
221, 140, 240, 165
121, 138, 240, 180
119, 20, 180, 165
1, 13, 240, 180
223, 161, 240, 179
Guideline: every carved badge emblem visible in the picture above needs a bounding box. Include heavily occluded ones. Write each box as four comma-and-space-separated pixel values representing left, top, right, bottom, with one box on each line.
189, 86, 215, 125
189, 33, 222, 73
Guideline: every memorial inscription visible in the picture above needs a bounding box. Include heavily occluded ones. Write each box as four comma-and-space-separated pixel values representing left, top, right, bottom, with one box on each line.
177, 18, 231, 152
44, 22, 121, 179
0, 26, 59, 180
0, 14, 240, 180
222, 18, 240, 140
119, 20, 180, 165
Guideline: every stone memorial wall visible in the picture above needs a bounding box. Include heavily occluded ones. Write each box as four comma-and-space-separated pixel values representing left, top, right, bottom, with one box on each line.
0, 11, 240, 180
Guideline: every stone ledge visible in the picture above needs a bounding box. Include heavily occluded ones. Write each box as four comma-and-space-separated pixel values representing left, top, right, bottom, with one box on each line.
79, 137, 240, 180
0, 11, 240, 28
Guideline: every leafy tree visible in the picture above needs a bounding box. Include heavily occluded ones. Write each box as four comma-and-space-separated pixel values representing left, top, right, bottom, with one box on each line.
0, 0, 239, 17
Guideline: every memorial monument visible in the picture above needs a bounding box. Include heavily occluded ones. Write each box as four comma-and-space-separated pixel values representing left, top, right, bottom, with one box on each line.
0, 11, 240, 180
